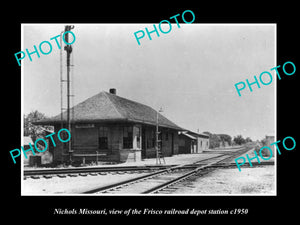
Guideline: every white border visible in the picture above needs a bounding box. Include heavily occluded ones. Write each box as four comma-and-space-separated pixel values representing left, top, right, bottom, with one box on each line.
21, 23, 277, 196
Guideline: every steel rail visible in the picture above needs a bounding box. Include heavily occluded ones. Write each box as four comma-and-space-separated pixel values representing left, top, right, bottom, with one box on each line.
24, 165, 173, 177
143, 148, 252, 194
24, 147, 238, 177
145, 147, 257, 194
82, 149, 244, 194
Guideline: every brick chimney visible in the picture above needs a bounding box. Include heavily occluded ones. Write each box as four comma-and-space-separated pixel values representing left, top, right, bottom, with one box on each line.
109, 88, 116, 95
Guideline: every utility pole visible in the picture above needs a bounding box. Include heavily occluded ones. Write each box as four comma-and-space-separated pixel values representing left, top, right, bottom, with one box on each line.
64, 25, 75, 164
156, 107, 165, 165
156, 110, 159, 165
60, 30, 64, 165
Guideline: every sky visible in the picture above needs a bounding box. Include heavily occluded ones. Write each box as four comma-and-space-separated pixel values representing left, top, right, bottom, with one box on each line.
22, 23, 276, 141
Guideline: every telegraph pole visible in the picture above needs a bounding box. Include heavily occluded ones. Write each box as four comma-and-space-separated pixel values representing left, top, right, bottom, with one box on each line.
156, 110, 159, 165
156, 107, 164, 165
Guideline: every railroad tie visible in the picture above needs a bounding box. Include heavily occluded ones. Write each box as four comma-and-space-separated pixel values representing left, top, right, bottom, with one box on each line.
79, 173, 88, 176
89, 173, 98, 176
57, 174, 67, 178
68, 174, 78, 177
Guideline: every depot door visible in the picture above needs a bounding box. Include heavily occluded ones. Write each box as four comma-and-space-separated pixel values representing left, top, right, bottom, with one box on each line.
171, 133, 174, 155
141, 128, 146, 159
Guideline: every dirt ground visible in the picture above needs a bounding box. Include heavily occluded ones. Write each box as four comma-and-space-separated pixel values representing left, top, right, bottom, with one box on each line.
171, 165, 275, 195
22, 150, 275, 195
22, 172, 151, 195
24, 152, 223, 170
22, 165, 275, 195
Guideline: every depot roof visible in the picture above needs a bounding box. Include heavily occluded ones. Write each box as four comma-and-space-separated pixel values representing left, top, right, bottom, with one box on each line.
34, 91, 183, 130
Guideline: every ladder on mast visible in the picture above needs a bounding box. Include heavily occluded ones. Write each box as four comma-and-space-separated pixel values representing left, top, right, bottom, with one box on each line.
156, 108, 165, 165
156, 134, 165, 164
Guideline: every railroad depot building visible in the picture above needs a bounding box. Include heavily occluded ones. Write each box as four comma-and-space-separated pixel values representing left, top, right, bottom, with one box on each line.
35, 89, 186, 164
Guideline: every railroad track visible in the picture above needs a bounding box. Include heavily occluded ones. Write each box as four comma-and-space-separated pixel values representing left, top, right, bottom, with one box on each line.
83, 146, 252, 194
23, 146, 244, 179
23, 165, 173, 179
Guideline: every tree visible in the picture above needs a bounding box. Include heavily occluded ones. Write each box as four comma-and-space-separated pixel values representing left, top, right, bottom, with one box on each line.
261, 138, 268, 146
24, 110, 52, 142
245, 137, 252, 143
203, 131, 221, 149
218, 134, 232, 146
233, 135, 246, 145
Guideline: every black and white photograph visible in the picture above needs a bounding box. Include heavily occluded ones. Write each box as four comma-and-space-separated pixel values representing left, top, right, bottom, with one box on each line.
21, 23, 276, 195
3, 6, 298, 220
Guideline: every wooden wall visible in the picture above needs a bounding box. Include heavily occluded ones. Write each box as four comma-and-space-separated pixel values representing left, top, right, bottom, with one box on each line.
142, 127, 179, 158
178, 134, 193, 154
52, 123, 179, 163
197, 137, 209, 152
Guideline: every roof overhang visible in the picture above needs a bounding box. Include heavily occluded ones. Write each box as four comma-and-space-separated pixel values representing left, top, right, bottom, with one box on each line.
33, 118, 185, 131
179, 130, 209, 139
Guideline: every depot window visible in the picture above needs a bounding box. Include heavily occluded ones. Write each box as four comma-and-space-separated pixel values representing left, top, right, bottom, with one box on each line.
99, 126, 108, 150
147, 129, 156, 148
123, 126, 133, 149
136, 126, 141, 149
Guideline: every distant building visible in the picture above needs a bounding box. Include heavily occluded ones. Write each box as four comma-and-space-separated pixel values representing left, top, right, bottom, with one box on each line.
23, 135, 53, 166
219, 141, 230, 148
178, 131, 209, 154
265, 135, 275, 157
23, 136, 36, 166
34, 89, 185, 164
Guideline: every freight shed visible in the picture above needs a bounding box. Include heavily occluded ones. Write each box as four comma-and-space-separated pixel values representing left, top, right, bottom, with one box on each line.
34, 89, 184, 164
178, 131, 209, 154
